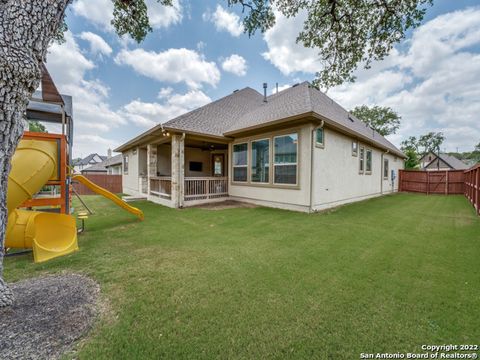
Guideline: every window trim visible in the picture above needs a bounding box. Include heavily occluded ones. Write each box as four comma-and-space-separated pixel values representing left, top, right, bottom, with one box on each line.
383, 158, 389, 180
232, 142, 249, 183
352, 141, 358, 157
359, 146, 365, 174
250, 137, 271, 184
230, 129, 300, 189
315, 127, 325, 148
123, 154, 129, 175
273, 133, 299, 186
365, 149, 373, 175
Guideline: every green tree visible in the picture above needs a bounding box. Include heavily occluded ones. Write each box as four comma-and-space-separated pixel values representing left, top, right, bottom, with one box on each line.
28, 120, 47, 133
350, 105, 401, 136
232, 0, 432, 88
404, 148, 419, 169
401, 132, 445, 168
0, 0, 433, 306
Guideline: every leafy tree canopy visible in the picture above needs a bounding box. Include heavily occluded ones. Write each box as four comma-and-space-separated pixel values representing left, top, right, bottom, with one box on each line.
404, 148, 419, 169
400, 132, 445, 157
55, 0, 432, 88
28, 120, 47, 133
350, 105, 401, 136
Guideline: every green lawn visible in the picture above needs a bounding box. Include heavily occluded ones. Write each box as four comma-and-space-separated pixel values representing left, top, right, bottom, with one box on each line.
5, 194, 480, 359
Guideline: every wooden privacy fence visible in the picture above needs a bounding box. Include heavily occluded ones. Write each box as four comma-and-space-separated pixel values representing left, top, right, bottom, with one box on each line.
398, 170, 465, 195
72, 174, 122, 195
464, 164, 480, 215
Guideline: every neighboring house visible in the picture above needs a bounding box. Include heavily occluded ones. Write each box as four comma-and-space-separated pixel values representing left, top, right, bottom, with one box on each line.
73, 153, 107, 173
115, 82, 405, 212
81, 153, 123, 175
419, 152, 470, 171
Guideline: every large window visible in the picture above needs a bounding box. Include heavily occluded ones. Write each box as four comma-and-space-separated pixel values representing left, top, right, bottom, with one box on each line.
359, 147, 365, 174
251, 139, 270, 183
316, 127, 324, 147
123, 155, 129, 174
274, 134, 298, 185
233, 143, 248, 182
366, 149, 372, 173
383, 158, 389, 179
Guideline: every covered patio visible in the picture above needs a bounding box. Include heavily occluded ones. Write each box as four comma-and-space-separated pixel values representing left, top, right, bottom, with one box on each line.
139, 133, 229, 207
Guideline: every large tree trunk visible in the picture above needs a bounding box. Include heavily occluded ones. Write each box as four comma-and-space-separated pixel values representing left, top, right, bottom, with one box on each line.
0, 0, 70, 306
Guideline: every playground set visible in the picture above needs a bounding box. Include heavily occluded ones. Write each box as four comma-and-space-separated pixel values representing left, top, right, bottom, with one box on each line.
5, 65, 143, 263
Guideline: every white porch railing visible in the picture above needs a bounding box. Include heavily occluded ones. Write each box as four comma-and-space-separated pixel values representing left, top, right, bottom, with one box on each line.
150, 176, 172, 199
149, 176, 228, 202
184, 177, 228, 201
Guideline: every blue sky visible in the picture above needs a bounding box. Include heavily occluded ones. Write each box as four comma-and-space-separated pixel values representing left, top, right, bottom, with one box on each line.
45, 0, 480, 157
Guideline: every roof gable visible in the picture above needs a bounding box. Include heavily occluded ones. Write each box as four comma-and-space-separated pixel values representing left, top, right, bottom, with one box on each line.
116, 82, 405, 157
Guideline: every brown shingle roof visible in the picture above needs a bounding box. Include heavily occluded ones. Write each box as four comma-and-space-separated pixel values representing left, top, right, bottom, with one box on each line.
163, 87, 263, 136
116, 82, 405, 157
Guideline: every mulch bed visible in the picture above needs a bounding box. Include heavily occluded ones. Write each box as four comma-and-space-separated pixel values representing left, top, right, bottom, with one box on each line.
0, 273, 99, 360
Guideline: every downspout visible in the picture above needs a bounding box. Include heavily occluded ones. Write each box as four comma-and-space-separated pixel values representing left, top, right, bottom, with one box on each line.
310, 120, 324, 212
381, 150, 389, 194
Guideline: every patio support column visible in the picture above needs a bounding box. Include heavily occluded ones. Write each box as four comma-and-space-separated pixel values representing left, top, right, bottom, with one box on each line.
171, 134, 185, 208
147, 144, 157, 195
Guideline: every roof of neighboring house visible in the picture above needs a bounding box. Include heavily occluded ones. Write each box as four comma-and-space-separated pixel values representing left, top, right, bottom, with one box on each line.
81, 154, 123, 173
425, 153, 470, 170
73, 153, 107, 166
116, 82, 405, 157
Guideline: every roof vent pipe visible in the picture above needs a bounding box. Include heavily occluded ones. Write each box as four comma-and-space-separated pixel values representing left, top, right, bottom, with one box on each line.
263, 83, 268, 102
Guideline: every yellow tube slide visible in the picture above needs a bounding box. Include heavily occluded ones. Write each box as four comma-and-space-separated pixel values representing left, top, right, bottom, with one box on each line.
5, 139, 78, 263
72, 175, 144, 220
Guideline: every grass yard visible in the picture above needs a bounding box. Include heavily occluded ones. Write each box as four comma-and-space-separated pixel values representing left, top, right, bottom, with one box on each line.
5, 193, 480, 359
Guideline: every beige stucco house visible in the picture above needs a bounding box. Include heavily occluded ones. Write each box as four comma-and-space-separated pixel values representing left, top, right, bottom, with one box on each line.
115, 82, 405, 212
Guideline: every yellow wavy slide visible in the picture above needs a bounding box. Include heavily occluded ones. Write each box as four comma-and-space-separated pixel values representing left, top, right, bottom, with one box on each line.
6, 139, 78, 263
72, 175, 144, 220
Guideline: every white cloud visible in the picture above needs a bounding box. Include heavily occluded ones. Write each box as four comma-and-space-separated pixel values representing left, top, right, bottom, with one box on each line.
71, 0, 182, 32
221, 54, 247, 76
146, 0, 182, 28
203, 5, 243, 37
46, 31, 126, 157
270, 84, 291, 94
115, 48, 220, 88
262, 10, 320, 75
71, 0, 114, 31
328, 7, 480, 152
158, 87, 174, 99
79, 32, 112, 56
122, 89, 211, 128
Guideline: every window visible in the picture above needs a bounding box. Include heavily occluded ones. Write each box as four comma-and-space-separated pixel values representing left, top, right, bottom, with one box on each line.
366, 149, 372, 173
359, 147, 365, 174
383, 158, 389, 179
315, 127, 324, 147
274, 133, 298, 185
123, 155, 129, 174
233, 143, 248, 182
352, 141, 358, 156
251, 139, 270, 183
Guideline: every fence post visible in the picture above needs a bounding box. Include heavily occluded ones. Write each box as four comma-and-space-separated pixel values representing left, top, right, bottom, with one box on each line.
426, 172, 430, 195
445, 170, 449, 195
473, 167, 480, 215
